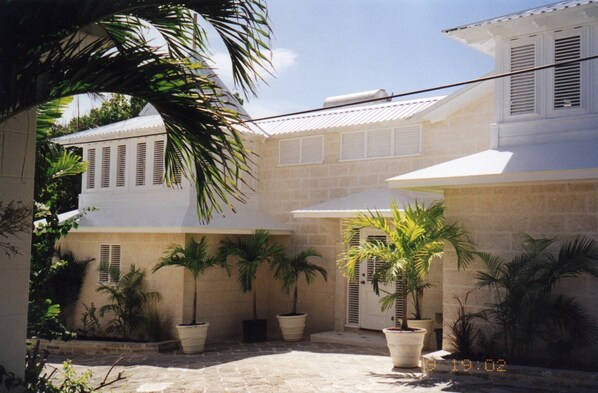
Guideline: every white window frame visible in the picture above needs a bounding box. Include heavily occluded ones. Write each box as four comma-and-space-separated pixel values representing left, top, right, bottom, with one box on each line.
340, 126, 421, 162
278, 135, 324, 166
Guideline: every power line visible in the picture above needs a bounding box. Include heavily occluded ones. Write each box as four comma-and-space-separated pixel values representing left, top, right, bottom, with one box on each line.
246, 54, 598, 124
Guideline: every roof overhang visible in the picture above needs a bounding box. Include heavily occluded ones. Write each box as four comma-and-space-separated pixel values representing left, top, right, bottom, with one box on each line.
387, 138, 598, 190
291, 188, 439, 219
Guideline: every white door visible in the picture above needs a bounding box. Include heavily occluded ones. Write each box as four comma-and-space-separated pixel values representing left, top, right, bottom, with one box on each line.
358, 229, 397, 330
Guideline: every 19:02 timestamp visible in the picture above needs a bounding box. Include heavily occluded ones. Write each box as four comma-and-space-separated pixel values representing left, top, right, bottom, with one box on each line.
425, 358, 507, 373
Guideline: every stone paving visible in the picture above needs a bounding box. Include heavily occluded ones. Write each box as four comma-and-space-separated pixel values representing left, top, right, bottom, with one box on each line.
46, 340, 585, 393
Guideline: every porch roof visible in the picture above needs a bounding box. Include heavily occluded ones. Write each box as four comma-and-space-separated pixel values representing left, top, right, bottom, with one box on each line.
386, 138, 598, 191
291, 188, 438, 218
70, 205, 292, 235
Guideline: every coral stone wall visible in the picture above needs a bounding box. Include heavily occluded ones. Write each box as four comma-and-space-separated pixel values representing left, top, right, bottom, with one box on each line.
442, 182, 598, 363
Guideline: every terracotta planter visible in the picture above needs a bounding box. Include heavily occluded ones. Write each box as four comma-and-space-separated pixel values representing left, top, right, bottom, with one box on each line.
277, 313, 307, 341
176, 323, 209, 354
407, 319, 434, 350
383, 327, 426, 368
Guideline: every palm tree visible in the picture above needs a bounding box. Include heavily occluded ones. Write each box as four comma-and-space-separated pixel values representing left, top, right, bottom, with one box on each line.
0, 0, 271, 221
340, 200, 475, 330
273, 248, 327, 315
153, 237, 230, 325
97, 264, 161, 340
218, 230, 285, 320
474, 234, 598, 363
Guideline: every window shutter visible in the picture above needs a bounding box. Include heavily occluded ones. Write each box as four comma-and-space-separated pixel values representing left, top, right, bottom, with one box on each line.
347, 229, 360, 325
509, 43, 536, 115
136, 143, 146, 186
116, 145, 126, 187
99, 245, 110, 283
394, 126, 421, 156
395, 279, 404, 328
86, 148, 96, 189
341, 132, 365, 160
279, 139, 301, 165
367, 129, 392, 158
554, 34, 581, 109
301, 136, 323, 164
153, 140, 164, 185
101, 146, 110, 188
110, 245, 121, 283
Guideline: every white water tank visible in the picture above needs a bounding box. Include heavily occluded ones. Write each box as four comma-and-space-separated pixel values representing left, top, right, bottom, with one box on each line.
323, 89, 390, 108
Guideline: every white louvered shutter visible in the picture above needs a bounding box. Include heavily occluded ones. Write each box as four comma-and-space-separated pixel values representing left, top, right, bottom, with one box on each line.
116, 145, 126, 187
509, 42, 536, 115
367, 129, 392, 158
341, 132, 365, 160
99, 245, 110, 283
86, 148, 96, 189
394, 126, 421, 156
153, 140, 164, 185
554, 34, 581, 109
136, 142, 146, 186
395, 279, 404, 328
279, 139, 301, 165
301, 136, 323, 164
101, 146, 110, 188
110, 245, 121, 283
347, 229, 360, 325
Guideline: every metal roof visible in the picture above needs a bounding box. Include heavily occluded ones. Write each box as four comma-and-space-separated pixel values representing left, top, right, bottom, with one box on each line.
253, 96, 446, 136
443, 0, 596, 33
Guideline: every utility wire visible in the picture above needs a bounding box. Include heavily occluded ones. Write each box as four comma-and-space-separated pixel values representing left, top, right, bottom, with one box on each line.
245, 54, 598, 124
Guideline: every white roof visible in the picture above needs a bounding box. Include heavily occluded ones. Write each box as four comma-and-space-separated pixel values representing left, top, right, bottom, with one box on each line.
33, 209, 82, 228
292, 188, 439, 218
386, 138, 598, 190
444, 1, 596, 33
71, 204, 291, 235
254, 96, 446, 136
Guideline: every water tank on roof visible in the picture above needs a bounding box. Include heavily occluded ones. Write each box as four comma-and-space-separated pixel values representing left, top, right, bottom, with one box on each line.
323, 89, 390, 108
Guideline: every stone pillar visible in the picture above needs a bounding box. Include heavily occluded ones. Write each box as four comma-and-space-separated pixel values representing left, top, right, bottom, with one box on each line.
0, 110, 36, 378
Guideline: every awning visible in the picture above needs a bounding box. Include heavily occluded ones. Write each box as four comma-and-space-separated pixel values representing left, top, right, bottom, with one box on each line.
386, 138, 598, 191
291, 188, 439, 218
71, 204, 292, 235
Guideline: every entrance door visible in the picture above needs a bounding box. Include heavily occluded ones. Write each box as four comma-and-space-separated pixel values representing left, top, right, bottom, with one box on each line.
358, 229, 397, 330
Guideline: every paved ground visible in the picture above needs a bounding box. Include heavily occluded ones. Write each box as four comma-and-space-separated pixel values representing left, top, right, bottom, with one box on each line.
46, 340, 583, 392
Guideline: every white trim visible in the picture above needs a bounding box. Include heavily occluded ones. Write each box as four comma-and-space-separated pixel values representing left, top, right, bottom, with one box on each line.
292, 209, 395, 219
73, 226, 293, 235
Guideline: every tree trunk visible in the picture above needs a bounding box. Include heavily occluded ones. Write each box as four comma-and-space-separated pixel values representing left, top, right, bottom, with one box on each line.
292, 284, 298, 314
192, 279, 198, 324
252, 277, 257, 320
401, 272, 408, 330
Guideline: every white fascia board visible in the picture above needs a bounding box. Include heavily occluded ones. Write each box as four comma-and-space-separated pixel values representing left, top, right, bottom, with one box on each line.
387, 168, 598, 190
291, 209, 395, 219
72, 226, 292, 235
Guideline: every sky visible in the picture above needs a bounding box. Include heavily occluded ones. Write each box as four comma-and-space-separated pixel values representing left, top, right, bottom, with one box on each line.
62, 0, 555, 122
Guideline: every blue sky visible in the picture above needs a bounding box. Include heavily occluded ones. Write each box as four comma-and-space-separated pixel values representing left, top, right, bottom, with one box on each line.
63, 0, 554, 122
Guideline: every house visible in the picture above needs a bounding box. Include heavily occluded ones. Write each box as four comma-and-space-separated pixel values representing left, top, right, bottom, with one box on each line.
55, 0, 597, 363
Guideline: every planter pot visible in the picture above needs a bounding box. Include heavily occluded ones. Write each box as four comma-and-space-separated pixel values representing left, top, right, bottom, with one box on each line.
277, 313, 307, 342
176, 323, 209, 354
242, 319, 267, 343
383, 327, 426, 368
408, 319, 434, 350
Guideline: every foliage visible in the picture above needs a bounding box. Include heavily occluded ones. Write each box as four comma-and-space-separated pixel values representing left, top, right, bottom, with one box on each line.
0, 340, 124, 392
154, 237, 230, 325
474, 234, 598, 364
78, 303, 102, 338
50, 249, 94, 325
0, 0, 272, 221
0, 201, 32, 257
97, 265, 161, 340
29, 100, 89, 341
408, 276, 434, 320
53, 94, 147, 136
340, 200, 475, 330
272, 248, 327, 315
447, 292, 479, 359
142, 300, 173, 342
219, 230, 286, 320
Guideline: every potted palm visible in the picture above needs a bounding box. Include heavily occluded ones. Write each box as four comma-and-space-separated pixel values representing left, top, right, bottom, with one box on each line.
218, 229, 285, 342
341, 200, 474, 368
273, 248, 328, 341
406, 273, 435, 350
153, 237, 230, 354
